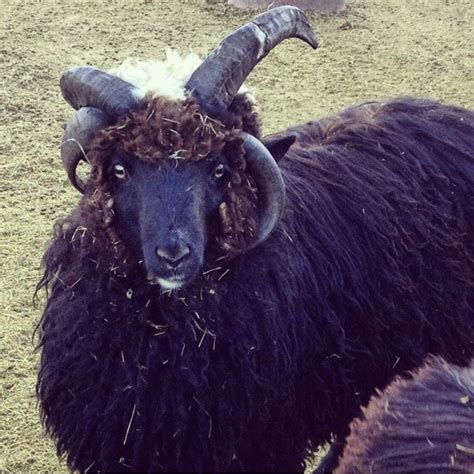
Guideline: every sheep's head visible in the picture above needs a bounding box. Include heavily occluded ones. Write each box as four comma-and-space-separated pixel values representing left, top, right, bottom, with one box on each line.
59, 6, 317, 289
84, 97, 263, 289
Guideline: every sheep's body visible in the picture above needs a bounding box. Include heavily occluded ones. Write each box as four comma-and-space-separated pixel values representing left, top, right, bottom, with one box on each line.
38, 90, 474, 472
335, 356, 474, 473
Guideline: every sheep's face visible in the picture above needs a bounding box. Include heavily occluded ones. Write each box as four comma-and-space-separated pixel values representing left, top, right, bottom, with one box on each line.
110, 149, 232, 289
87, 97, 258, 290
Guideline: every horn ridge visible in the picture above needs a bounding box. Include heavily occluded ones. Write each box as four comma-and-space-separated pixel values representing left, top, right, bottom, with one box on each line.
252, 6, 318, 54
186, 6, 317, 116
60, 66, 142, 118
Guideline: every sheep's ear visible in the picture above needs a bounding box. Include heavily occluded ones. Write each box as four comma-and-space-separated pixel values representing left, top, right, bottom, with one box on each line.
261, 134, 296, 162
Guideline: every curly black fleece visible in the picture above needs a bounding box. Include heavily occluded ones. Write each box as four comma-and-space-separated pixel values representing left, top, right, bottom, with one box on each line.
335, 356, 474, 473
37, 97, 474, 472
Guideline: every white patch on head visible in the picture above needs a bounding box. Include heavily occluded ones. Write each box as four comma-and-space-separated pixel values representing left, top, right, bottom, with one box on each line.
157, 277, 184, 290
109, 50, 201, 101
109, 49, 255, 103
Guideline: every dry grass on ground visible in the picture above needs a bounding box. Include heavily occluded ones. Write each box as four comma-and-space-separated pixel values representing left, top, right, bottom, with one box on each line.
0, 0, 472, 471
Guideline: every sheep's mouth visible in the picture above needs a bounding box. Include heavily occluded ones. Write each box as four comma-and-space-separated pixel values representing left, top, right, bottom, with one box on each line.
146, 263, 202, 290
143, 242, 203, 291
156, 277, 185, 290
147, 273, 185, 290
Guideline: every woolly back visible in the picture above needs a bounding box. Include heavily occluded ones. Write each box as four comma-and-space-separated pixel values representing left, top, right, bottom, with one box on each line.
335, 356, 474, 473
281, 97, 474, 363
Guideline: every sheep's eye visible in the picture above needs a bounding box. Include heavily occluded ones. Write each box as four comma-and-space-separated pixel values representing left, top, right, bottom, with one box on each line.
212, 164, 225, 179
113, 164, 127, 179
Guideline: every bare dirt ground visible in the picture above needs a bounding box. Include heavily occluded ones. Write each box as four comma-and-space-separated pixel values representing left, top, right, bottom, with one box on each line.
0, 0, 472, 471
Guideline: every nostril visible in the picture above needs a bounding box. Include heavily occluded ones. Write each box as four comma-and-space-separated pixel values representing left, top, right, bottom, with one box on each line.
156, 245, 191, 267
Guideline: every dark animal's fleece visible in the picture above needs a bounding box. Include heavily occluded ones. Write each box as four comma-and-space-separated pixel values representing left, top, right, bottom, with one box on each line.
37, 97, 474, 472
335, 356, 474, 473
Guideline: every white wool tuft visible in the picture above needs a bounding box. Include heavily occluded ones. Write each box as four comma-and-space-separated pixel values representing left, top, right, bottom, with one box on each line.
109, 49, 254, 103
110, 50, 202, 101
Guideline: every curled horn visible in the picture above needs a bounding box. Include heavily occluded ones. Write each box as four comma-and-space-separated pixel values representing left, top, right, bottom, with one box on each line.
185, 6, 318, 117
185, 6, 316, 247
60, 66, 142, 116
241, 132, 285, 249
60, 107, 110, 193
59, 67, 142, 192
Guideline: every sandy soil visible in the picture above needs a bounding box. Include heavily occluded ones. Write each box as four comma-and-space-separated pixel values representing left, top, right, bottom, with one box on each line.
0, 0, 472, 471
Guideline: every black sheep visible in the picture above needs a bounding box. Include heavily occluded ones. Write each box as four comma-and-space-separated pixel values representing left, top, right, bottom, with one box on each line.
335, 356, 474, 473
36, 6, 474, 473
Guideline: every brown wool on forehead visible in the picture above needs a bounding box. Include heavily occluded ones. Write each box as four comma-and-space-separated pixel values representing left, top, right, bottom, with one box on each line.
96, 97, 241, 163
83, 95, 260, 265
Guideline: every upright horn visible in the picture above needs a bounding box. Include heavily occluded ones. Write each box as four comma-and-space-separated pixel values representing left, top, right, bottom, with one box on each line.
185, 6, 317, 117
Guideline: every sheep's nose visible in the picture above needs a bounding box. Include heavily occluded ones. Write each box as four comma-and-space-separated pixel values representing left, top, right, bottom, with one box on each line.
156, 244, 191, 267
